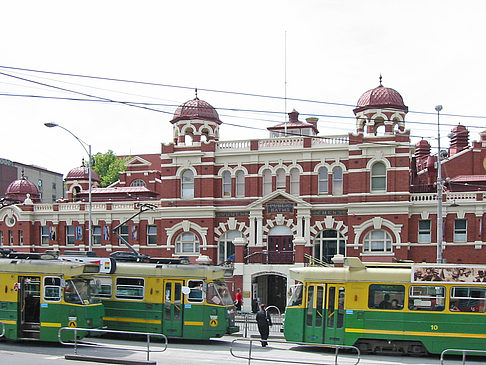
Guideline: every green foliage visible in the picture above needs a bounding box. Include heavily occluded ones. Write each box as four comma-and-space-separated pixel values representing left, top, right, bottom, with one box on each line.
92, 150, 130, 188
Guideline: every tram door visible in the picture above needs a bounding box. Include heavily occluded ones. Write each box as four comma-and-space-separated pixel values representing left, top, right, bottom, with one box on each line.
162, 280, 183, 337
18, 276, 41, 339
303, 284, 326, 343
324, 285, 346, 345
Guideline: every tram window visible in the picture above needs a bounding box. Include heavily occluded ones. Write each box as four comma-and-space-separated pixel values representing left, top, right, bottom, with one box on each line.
450, 287, 486, 313
187, 280, 204, 302
287, 284, 303, 307
306, 286, 314, 326
316, 286, 324, 327
93, 277, 112, 298
115, 277, 144, 300
44, 277, 61, 301
368, 284, 404, 310
408, 286, 445, 311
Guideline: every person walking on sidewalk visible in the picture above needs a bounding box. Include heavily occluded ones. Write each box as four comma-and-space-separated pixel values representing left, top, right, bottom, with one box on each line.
234, 288, 243, 311
256, 303, 272, 347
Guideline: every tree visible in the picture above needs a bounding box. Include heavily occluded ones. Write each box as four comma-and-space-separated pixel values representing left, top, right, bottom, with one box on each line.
92, 150, 130, 188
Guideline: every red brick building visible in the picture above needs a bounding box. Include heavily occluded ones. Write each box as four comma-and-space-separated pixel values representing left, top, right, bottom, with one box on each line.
2, 82, 486, 312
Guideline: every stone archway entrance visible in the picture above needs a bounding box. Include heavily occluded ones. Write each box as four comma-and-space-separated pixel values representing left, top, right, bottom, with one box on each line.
251, 273, 287, 313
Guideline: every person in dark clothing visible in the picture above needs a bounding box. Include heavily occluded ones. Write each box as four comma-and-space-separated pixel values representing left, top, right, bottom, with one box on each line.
255, 303, 272, 347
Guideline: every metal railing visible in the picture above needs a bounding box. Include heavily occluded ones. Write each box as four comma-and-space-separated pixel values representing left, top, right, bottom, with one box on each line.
440, 348, 486, 365
245, 250, 294, 264
230, 338, 360, 365
58, 327, 167, 363
235, 312, 285, 338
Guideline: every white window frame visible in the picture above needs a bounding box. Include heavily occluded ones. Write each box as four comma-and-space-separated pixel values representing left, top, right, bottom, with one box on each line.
313, 229, 346, 263
235, 170, 245, 198
41, 226, 50, 245
93, 225, 102, 245
147, 225, 157, 245
454, 219, 467, 242
218, 230, 241, 264
262, 169, 272, 196
418, 220, 431, 243
290, 168, 300, 195
371, 162, 387, 192
222, 171, 231, 197
363, 229, 393, 253
175, 232, 200, 254
332, 167, 343, 195
130, 179, 146, 187
181, 169, 194, 198
276, 168, 286, 189
66, 225, 75, 245
318, 167, 328, 194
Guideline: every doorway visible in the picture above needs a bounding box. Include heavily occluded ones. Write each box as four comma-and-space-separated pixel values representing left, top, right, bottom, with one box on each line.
251, 274, 287, 313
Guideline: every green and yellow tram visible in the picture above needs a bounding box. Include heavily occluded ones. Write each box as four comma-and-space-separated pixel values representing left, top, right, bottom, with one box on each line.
89, 259, 238, 340
284, 257, 486, 355
0, 257, 104, 341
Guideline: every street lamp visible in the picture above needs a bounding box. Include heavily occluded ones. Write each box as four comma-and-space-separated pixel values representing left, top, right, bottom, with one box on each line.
435, 105, 443, 263
44, 122, 93, 252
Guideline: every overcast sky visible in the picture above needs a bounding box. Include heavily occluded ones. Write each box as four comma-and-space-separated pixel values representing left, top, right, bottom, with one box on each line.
2, 1, 486, 176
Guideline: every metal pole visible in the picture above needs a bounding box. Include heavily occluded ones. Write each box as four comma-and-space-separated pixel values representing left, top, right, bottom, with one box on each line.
88, 144, 92, 252
435, 105, 443, 264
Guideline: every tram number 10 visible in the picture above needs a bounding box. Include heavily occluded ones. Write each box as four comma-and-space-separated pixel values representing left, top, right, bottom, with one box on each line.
430, 324, 439, 331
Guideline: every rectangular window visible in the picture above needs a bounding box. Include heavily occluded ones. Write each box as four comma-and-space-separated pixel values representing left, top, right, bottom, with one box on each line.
66, 225, 75, 245
41, 226, 50, 245
8, 230, 13, 245
18, 230, 23, 245
408, 285, 445, 311
52, 182, 57, 190
115, 277, 144, 300
0, 231, 3, 245
187, 280, 204, 303
93, 226, 102, 245
418, 220, 431, 243
222, 172, 231, 197
44, 277, 61, 301
147, 225, 157, 245
52, 195, 57, 203
119, 225, 129, 245
93, 277, 112, 298
454, 219, 467, 242
236, 172, 245, 198
450, 287, 486, 313
368, 284, 405, 310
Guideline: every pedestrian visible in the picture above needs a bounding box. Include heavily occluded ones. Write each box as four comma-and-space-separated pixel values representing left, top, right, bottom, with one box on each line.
234, 288, 243, 311
255, 303, 272, 347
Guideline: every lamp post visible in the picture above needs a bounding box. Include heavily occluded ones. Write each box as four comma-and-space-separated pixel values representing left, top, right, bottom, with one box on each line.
45, 122, 92, 252
435, 105, 443, 263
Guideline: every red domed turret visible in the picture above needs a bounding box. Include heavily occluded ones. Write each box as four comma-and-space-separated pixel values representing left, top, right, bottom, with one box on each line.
170, 96, 221, 125
354, 80, 408, 114
66, 164, 101, 183
5, 173, 41, 203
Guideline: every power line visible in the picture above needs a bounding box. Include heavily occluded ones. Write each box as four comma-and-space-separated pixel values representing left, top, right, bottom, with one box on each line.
3, 65, 486, 120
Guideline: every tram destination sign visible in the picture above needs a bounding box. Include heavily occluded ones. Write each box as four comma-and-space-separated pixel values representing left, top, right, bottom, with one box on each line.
412, 264, 486, 284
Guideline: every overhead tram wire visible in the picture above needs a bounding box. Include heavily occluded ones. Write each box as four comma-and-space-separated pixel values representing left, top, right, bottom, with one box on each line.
4, 65, 486, 121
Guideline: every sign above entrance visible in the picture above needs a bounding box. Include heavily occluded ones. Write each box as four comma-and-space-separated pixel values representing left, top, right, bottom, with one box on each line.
311, 209, 347, 216
266, 201, 295, 214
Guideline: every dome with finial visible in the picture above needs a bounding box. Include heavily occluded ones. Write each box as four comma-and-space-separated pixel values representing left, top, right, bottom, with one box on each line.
66, 160, 101, 183
5, 171, 41, 203
354, 75, 408, 114
170, 89, 221, 124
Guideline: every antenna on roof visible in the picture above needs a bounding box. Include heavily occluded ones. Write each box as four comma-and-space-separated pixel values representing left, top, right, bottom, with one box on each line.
284, 30, 288, 137
379, 74, 383, 86
195, 88, 198, 99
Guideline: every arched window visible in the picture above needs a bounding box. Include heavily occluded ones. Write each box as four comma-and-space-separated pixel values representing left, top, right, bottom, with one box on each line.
130, 179, 146, 187
181, 170, 194, 198
175, 232, 200, 254
262, 169, 272, 196
276, 168, 286, 189
222, 171, 231, 197
290, 168, 300, 195
363, 229, 392, 253
371, 162, 386, 191
318, 167, 328, 194
235, 170, 245, 197
332, 167, 343, 195
218, 230, 241, 264
313, 230, 345, 264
